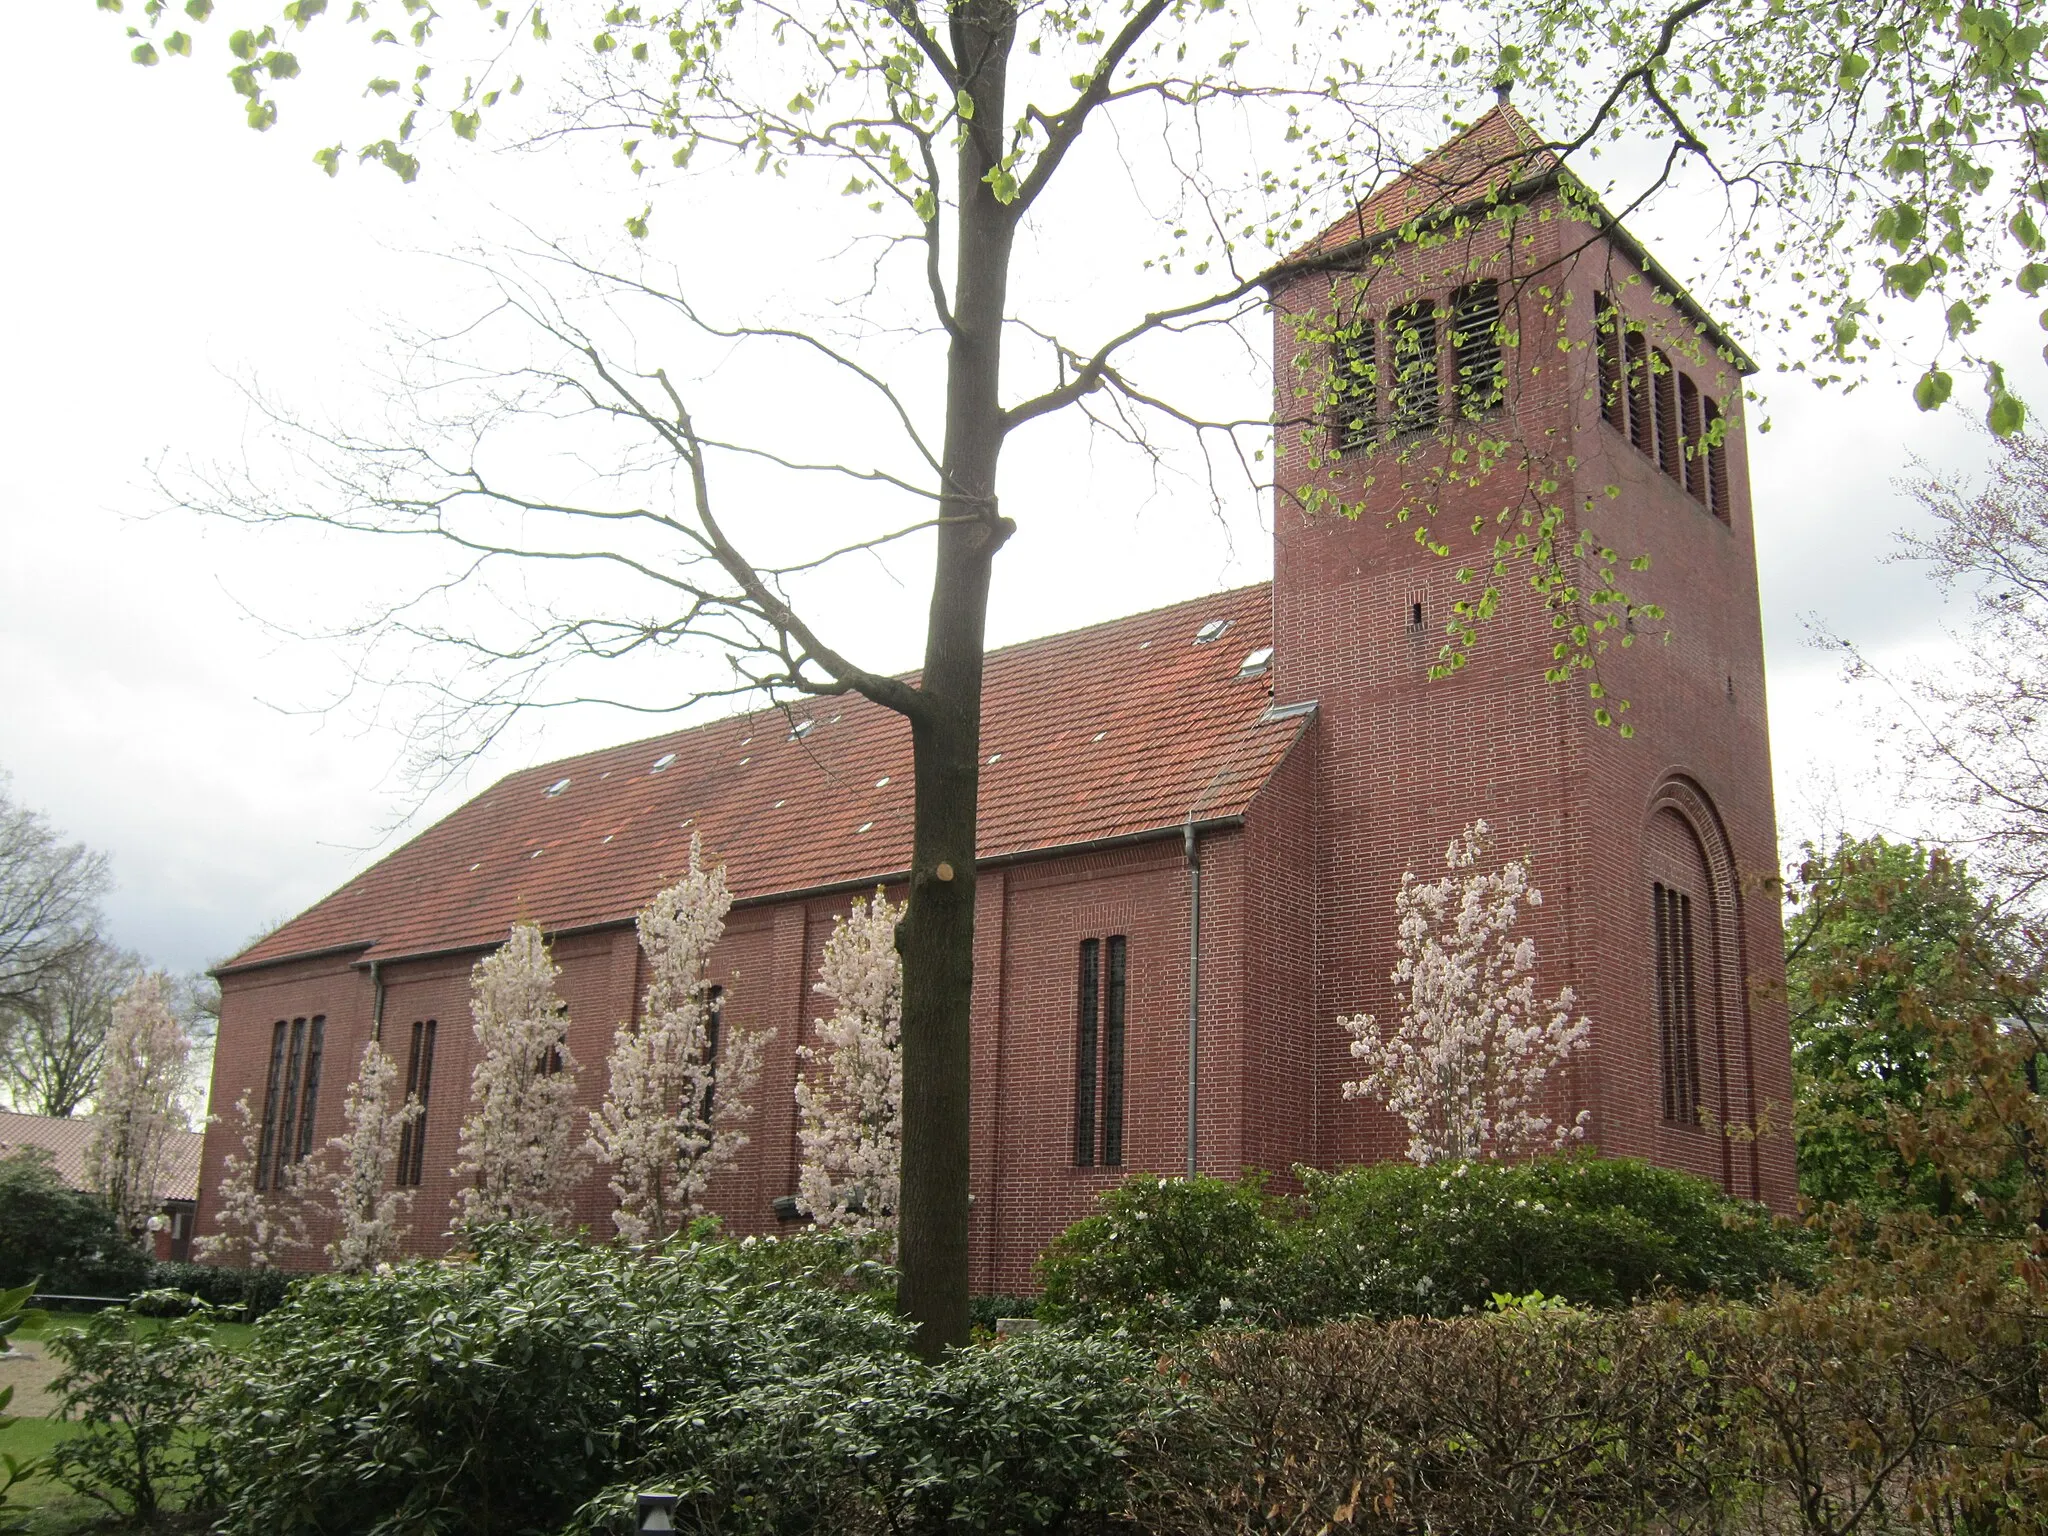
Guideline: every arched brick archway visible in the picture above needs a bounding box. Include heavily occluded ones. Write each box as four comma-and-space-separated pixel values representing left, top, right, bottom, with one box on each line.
1642, 774, 1761, 1199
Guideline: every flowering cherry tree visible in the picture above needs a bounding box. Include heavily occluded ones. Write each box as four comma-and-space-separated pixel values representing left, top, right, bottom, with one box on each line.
590, 838, 764, 1245
453, 922, 585, 1233
794, 890, 905, 1244
194, 1091, 309, 1268
84, 973, 192, 1243
1340, 821, 1591, 1165
324, 1038, 420, 1271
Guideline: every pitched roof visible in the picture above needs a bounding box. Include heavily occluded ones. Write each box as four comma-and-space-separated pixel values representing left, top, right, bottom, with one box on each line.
227, 584, 1305, 972
1298, 102, 1558, 259
0, 1110, 203, 1204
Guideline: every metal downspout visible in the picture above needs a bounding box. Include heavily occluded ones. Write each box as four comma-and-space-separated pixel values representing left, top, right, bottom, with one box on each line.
1185, 815, 1201, 1177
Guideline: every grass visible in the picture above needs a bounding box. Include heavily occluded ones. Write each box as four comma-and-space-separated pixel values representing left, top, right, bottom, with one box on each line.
11, 1315, 255, 1353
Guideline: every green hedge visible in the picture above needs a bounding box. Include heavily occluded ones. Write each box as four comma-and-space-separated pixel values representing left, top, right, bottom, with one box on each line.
136, 1262, 295, 1319
0, 1147, 150, 1298
1037, 1155, 1819, 1332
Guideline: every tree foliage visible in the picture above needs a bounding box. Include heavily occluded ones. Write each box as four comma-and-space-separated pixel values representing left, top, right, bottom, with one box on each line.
455, 921, 586, 1233
83, 973, 192, 1245
0, 772, 109, 1019
795, 889, 905, 1246
1340, 820, 1591, 1164
194, 1089, 311, 1269
591, 838, 763, 1245
0, 935, 140, 1118
324, 1037, 419, 1271
0, 1147, 151, 1297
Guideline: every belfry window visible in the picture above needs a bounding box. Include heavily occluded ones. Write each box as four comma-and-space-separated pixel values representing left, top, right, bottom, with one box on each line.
1333, 318, 1379, 450
1451, 281, 1504, 418
1653, 884, 1702, 1124
1387, 302, 1442, 436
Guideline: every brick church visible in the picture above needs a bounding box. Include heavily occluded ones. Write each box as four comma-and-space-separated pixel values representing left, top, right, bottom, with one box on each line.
201, 104, 1796, 1291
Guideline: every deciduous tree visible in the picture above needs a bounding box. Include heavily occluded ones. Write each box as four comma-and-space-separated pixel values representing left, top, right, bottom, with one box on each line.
590, 838, 763, 1245
1340, 820, 1590, 1165
454, 922, 585, 1233
0, 935, 139, 1118
0, 774, 109, 1016
83, 973, 192, 1244
325, 1037, 420, 1271
795, 890, 905, 1245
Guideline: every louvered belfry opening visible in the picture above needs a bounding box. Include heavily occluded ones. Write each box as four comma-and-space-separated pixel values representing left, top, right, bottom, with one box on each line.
1334, 317, 1379, 450
1451, 280, 1504, 418
1388, 301, 1442, 436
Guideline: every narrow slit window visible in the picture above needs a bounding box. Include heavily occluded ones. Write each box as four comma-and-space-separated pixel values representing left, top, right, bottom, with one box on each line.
1333, 318, 1379, 450
397, 1019, 438, 1189
1703, 396, 1731, 521
1654, 883, 1703, 1124
1654, 350, 1683, 484
1595, 292, 1626, 432
1626, 331, 1654, 457
700, 984, 726, 1122
1101, 936, 1127, 1168
1388, 302, 1442, 435
257, 1020, 287, 1191
271, 1018, 307, 1189
1679, 374, 1704, 501
1451, 281, 1504, 418
1073, 939, 1101, 1167
293, 1016, 326, 1162
1409, 599, 1424, 630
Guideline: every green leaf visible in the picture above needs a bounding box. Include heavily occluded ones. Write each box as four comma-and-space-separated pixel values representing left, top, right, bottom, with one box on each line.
228, 27, 258, 59
164, 30, 191, 55
131, 41, 160, 65
982, 161, 1019, 204
1873, 201, 1925, 252
625, 204, 651, 239
186, 0, 214, 17
1914, 369, 1954, 411
956, 88, 974, 119
2015, 208, 2047, 252
362, 139, 419, 182
1990, 391, 2027, 436
1885, 259, 1932, 299
451, 109, 480, 140
282, 0, 327, 27
245, 96, 277, 130
2020, 262, 2048, 295
1946, 300, 1977, 337
367, 77, 401, 95
263, 50, 300, 79
312, 143, 343, 176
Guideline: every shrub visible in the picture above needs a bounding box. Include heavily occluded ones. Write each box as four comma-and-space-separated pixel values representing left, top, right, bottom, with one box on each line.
1284, 1155, 1818, 1319
1036, 1174, 1287, 1332
578, 1326, 1172, 1536
0, 1148, 150, 1298
205, 1230, 905, 1536
1, 1280, 40, 1534
136, 1261, 294, 1319
44, 1298, 225, 1524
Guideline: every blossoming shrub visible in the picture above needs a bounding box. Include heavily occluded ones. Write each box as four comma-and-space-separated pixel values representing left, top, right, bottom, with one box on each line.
204, 1230, 899, 1536
1035, 1174, 1289, 1333
1037, 1156, 1815, 1335
1284, 1155, 1818, 1320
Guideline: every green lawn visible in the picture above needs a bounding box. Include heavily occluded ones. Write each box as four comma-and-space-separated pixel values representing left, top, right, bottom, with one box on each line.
12, 1313, 255, 1352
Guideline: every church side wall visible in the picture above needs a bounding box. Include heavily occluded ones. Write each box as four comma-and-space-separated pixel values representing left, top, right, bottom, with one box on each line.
1239, 722, 1323, 1179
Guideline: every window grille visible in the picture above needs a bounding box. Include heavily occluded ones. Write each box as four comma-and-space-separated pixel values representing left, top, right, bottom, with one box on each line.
1654, 884, 1703, 1123
1333, 319, 1379, 450
1679, 373, 1705, 501
1626, 331, 1654, 457
1704, 396, 1731, 522
1654, 349, 1683, 484
1101, 936, 1127, 1167
1073, 939, 1101, 1167
1595, 292, 1626, 432
1452, 281, 1504, 417
1388, 302, 1441, 435
397, 1019, 438, 1188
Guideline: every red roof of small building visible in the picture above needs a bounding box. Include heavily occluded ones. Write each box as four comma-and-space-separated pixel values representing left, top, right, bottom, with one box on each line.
0, 1110, 203, 1204
227, 584, 1306, 972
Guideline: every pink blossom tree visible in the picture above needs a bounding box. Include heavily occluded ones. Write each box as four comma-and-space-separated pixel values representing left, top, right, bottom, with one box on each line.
325, 1038, 420, 1271
794, 891, 904, 1244
84, 972, 192, 1243
590, 838, 764, 1245
194, 1091, 309, 1268
1340, 821, 1591, 1165
453, 922, 584, 1233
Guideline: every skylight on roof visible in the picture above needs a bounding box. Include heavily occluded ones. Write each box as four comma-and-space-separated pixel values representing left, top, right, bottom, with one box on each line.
875, 776, 890, 788
651, 752, 677, 772
790, 719, 815, 740
1238, 646, 1274, 679
1193, 618, 1233, 645
544, 778, 571, 797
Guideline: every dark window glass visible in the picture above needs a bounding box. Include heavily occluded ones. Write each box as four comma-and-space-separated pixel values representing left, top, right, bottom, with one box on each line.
397, 1019, 438, 1188
1073, 939, 1101, 1167
293, 1016, 326, 1162
1101, 937, 1127, 1167
1388, 302, 1441, 435
700, 984, 726, 1122
1595, 292, 1626, 432
1626, 331, 1655, 456
1333, 319, 1379, 450
1654, 883, 1703, 1123
257, 1020, 287, 1190
1451, 281, 1504, 417
271, 1018, 307, 1190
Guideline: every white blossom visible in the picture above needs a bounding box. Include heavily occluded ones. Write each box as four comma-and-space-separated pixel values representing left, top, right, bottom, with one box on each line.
194, 1089, 309, 1268
793, 889, 904, 1246
453, 922, 585, 1233
1339, 820, 1591, 1164
84, 972, 192, 1243
324, 1037, 420, 1272
590, 837, 764, 1245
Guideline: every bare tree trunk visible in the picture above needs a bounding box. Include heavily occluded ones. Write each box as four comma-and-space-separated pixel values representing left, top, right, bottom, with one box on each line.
895, 0, 1018, 1358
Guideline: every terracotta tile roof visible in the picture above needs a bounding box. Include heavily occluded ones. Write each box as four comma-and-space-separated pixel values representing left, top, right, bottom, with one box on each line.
227, 584, 1306, 971
0, 1110, 203, 1204
1298, 103, 1558, 260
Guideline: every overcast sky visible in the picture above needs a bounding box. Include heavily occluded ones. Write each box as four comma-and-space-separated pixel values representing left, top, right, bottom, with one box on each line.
0, 6, 2020, 976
